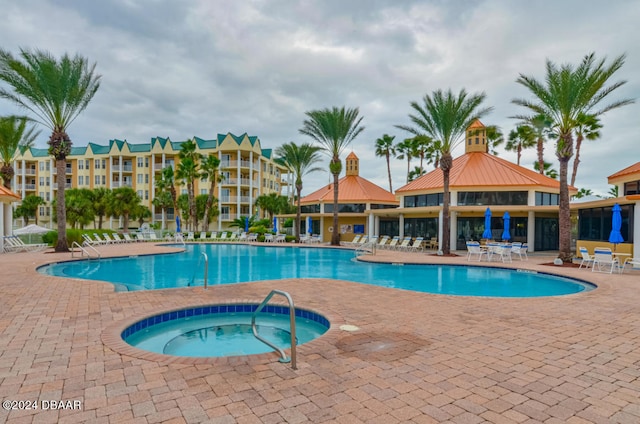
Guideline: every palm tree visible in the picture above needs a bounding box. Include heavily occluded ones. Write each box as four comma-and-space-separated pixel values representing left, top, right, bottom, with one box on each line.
524, 113, 553, 175
533, 161, 559, 179
0, 48, 101, 251
0, 115, 40, 188
176, 139, 201, 231
200, 154, 223, 232
512, 52, 633, 262
156, 166, 178, 227
374, 134, 396, 192
505, 125, 536, 165
152, 191, 174, 230
63, 188, 94, 229
90, 187, 111, 229
408, 166, 426, 182
275, 142, 323, 242
299, 106, 364, 246
571, 112, 601, 187
107, 187, 141, 232
397, 88, 492, 255
14, 194, 44, 225
572, 188, 593, 200
395, 137, 415, 183
485, 125, 504, 155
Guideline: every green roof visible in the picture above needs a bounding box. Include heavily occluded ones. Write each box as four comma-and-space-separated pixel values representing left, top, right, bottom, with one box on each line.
129, 143, 151, 153
194, 136, 217, 150
88, 142, 110, 154
261, 148, 272, 159
30, 148, 49, 157
69, 146, 87, 156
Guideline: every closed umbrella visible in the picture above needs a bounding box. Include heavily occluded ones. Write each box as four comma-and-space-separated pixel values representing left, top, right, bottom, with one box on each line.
244, 216, 249, 233
306, 216, 312, 235
175, 216, 181, 233
273, 217, 278, 233
482, 208, 492, 239
608, 203, 623, 250
502, 211, 511, 242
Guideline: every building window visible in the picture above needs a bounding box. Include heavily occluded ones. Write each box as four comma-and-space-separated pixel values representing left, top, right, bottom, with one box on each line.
324, 203, 366, 213
102, 159, 106, 169
578, 205, 633, 243
102, 175, 106, 185
535, 192, 559, 206
624, 180, 639, 195
39, 177, 44, 186
145, 157, 149, 168
78, 175, 84, 185
458, 191, 527, 206
95, 175, 100, 185
78, 161, 84, 170
145, 174, 149, 184
145, 190, 149, 200
137, 174, 143, 183
39, 162, 44, 171
46, 162, 50, 171
404, 193, 443, 207
46, 177, 50, 186
301, 204, 320, 213
137, 157, 144, 167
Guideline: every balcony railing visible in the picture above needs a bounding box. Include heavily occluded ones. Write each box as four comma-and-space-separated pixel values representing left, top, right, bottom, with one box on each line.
154, 213, 175, 221
219, 214, 232, 221
220, 160, 258, 169
112, 165, 133, 172
15, 168, 37, 176
110, 181, 133, 188
219, 196, 251, 203
52, 183, 72, 189
153, 163, 174, 171
22, 184, 36, 190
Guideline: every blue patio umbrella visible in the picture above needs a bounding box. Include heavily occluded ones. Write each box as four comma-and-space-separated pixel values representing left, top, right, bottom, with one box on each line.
306, 216, 312, 235
175, 216, 181, 233
244, 216, 249, 232
502, 211, 511, 241
273, 216, 278, 233
482, 208, 492, 239
608, 203, 624, 249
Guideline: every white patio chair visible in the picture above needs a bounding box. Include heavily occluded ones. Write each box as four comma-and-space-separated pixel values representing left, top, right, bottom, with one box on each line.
622, 257, 640, 273
376, 236, 389, 249
466, 242, 486, 261
396, 237, 412, 251
592, 248, 619, 273
264, 233, 274, 242
384, 236, 400, 250
578, 247, 594, 269
408, 237, 424, 252
209, 232, 218, 240
275, 234, 286, 243
344, 234, 361, 246
511, 242, 528, 261
488, 244, 512, 263
186, 232, 195, 242
199, 231, 207, 240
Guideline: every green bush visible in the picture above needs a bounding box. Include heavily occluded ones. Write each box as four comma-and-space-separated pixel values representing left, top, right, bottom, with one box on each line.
283, 218, 294, 228
285, 235, 296, 242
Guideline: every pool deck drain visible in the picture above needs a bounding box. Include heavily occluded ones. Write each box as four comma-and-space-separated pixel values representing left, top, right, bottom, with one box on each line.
1, 242, 640, 423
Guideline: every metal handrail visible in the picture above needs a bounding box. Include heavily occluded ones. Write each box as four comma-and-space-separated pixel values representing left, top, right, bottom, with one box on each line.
71, 241, 101, 259
355, 240, 376, 256
251, 290, 297, 369
188, 252, 208, 288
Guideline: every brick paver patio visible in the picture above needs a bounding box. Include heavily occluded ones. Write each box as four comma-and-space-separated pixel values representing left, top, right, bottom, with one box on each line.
0, 242, 639, 423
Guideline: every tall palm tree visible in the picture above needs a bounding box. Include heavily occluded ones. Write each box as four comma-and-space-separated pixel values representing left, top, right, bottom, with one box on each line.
374, 134, 396, 192
533, 161, 559, 179
505, 125, 536, 165
299, 106, 364, 246
512, 52, 633, 262
571, 112, 601, 187
0, 48, 101, 251
397, 88, 492, 255
275, 142, 323, 242
0, 115, 40, 188
485, 125, 504, 155
14, 194, 44, 225
152, 191, 174, 230
200, 154, 223, 232
156, 166, 178, 225
90, 187, 111, 229
177, 139, 201, 231
395, 137, 415, 183
523, 113, 553, 175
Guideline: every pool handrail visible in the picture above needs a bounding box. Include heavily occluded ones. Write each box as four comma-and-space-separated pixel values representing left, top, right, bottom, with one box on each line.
251, 290, 297, 369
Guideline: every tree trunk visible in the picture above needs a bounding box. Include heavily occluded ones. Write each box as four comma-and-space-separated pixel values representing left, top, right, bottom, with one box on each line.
570, 135, 584, 187
537, 138, 545, 175
556, 132, 574, 262
295, 182, 302, 243
386, 153, 392, 193
440, 152, 453, 255
517, 145, 521, 165
54, 159, 69, 252
331, 171, 340, 246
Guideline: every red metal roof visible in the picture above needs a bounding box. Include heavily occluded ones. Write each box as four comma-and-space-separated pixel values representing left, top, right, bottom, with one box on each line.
301, 175, 398, 204
397, 152, 570, 192
608, 162, 640, 182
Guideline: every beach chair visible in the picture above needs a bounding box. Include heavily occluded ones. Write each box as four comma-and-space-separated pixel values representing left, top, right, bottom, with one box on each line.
247, 233, 258, 242
111, 233, 125, 243
368, 236, 378, 246
396, 237, 412, 251
199, 231, 207, 240
345, 234, 361, 246
275, 234, 286, 243
308, 234, 321, 244
427, 237, 439, 250
238, 232, 248, 241
621, 257, 640, 273
95, 233, 112, 244
592, 248, 619, 273
408, 237, 424, 252
3, 236, 31, 252
466, 241, 486, 261
122, 233, 136, 243
186, 232, 195, 242
354, 235, 368, 247
384, 236, 400, 250
376, 236, 389, 249
578, 247, 594, 269
299, 234, 310, 243
228, 232, 238, 241
264, 233, 274, 242
148, 233, 159, 242
218, 232, 228, 241
135, 233, 145, 242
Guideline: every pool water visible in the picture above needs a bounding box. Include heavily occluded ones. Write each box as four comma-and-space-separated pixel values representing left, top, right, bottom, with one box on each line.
123, 306, 329, 357
40, 244, 594, 297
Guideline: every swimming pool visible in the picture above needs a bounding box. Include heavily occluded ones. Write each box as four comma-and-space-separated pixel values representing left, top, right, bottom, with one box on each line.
39, 244, 594, 297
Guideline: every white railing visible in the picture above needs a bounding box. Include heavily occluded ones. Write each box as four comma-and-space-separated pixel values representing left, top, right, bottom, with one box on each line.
219, 214, 232, 221
16, 168, 37, 175
23, 184, 36, 190
52, 183, 72, 189
112, 165, 133, 172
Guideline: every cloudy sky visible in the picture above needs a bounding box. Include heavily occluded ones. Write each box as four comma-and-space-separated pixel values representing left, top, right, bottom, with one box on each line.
1, 0, 638, 197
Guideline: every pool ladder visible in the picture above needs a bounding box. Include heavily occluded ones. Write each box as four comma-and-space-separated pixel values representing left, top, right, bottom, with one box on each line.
71, 241, 101, 260
188, 252, 209, 288
251, 290, 297, 370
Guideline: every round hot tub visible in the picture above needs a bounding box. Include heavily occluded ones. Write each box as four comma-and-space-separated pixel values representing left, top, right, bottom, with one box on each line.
122, 304, 330, 358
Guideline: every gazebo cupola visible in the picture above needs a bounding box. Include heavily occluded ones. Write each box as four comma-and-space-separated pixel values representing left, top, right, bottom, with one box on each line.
345, 151, 359, 176
465, 119, 487, 153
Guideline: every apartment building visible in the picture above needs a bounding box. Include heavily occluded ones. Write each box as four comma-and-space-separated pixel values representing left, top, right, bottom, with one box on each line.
11, 132, 291, 231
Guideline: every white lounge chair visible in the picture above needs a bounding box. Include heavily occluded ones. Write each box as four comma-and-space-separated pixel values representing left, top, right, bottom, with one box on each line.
376, 236, 389, 249
592, 248, 619, 273
209, 232, 218, 240
122, 233, 136, 243
199, 231, 207, 240
345, 235, 361, 246
275, 234, 286, 243
4, 236, 47, 252
466, 242, 486, 261
111, 233, 125, 243
186, 232, 195, 242
622, 257, 640, 273
264, 233, 274, 242
578, 247, 594, 269
396, 237, 412, 251
148, 233, 159, 242
384, 236, 400, 250
408, 237, 424, 252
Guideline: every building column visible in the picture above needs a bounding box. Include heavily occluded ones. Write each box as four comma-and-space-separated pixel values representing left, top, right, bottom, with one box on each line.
49, 158, 54, 228
236, 149, 241, 219
527, 210, 535, 252
438, 209, 444, 250
367, 212, 375, 236
150, 153, 155, 220
217, 151, 222, 231
374, 215, 380, 237
450, 211, 458, 251
249, 151, 254, 212
399, 214, 404, 238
